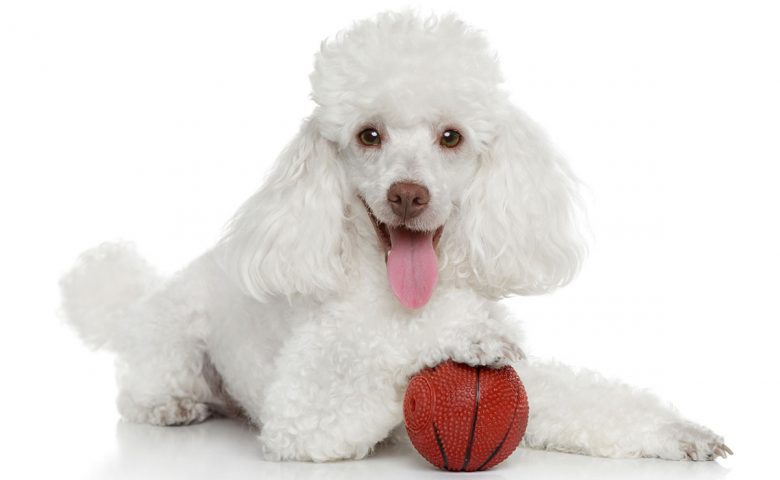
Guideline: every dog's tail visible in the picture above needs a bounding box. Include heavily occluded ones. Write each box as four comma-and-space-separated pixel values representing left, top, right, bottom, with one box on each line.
59, 242, 162, 351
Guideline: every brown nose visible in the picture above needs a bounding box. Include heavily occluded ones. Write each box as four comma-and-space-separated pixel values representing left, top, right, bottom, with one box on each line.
387, 182, 430, 220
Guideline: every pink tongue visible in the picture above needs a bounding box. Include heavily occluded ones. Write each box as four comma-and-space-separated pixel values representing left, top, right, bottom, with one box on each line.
386, 227, 438, 309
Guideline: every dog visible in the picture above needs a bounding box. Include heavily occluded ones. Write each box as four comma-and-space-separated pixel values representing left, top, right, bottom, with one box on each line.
60, 11, 730, 462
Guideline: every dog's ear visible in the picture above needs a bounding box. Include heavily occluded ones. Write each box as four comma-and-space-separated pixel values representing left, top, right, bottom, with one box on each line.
448, 106, 585, 297
217, 117, 351, 302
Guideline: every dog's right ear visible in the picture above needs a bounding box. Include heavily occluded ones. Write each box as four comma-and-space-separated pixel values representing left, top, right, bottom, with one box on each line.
217, 117, 351, 302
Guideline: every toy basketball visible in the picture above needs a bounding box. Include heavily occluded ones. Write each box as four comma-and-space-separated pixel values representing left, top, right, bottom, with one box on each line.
403, 360, 529, 472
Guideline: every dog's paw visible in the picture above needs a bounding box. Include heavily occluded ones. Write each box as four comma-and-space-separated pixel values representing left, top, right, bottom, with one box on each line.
258, 420, 374, 462
121, 398, 211, 426
446, 329, 524, 368
654, 421, 732, 461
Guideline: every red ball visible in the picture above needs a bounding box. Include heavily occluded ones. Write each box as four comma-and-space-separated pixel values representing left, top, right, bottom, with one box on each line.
403, 360, 529, 472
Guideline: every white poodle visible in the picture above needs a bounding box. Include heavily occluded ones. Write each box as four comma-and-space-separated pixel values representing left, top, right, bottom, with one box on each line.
60, 11, 730, 464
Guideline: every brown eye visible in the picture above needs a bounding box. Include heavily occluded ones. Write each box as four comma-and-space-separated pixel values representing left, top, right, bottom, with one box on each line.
358, 128, 381, 146
440, 129, 461, 148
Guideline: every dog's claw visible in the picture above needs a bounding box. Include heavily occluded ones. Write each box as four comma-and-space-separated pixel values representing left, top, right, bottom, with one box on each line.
723, 444, 733, 455
669, 421, 731, 462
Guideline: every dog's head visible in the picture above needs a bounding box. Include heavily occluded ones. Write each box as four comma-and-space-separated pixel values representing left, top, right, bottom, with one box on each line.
220, 12, 584, 307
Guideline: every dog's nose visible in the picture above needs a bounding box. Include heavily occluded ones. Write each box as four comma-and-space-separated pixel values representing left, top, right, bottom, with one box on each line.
387, 182, 430, 220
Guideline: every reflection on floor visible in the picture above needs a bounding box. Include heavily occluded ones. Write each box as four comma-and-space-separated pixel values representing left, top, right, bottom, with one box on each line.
83, 418, 730, 480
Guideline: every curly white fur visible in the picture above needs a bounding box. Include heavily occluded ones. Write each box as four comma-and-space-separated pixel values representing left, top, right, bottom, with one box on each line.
60, 11, 729, 463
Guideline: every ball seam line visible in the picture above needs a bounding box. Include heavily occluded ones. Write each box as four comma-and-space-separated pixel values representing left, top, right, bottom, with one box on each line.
433, 422, 449, 471
460, 366, 481, 471
476, 383, 522, 471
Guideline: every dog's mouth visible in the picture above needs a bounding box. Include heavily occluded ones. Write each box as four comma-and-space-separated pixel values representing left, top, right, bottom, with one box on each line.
361, 198, 443, 310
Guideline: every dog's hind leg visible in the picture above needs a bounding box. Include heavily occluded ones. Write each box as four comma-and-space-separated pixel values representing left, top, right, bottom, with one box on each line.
115, 342, 214, 426
114, 303, 215, 425
111, 266, 226, 426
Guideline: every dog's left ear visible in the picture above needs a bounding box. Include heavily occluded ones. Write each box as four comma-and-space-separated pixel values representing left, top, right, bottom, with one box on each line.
449, 106, 585, 297
217, 117, 351, 302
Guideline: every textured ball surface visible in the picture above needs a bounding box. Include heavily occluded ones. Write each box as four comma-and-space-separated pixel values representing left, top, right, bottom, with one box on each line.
403, 361, 529, 472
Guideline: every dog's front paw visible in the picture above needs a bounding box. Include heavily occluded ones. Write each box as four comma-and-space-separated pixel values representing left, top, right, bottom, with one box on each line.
259, 420, 374, 462
654, 421, 732, 461
446, 329, 524, 368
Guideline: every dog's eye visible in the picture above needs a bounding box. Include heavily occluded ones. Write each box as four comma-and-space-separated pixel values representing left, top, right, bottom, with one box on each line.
358, 128, 381, 146
440, 129, 462, 148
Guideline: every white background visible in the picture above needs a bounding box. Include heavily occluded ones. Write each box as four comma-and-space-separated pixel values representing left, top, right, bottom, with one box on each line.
1, 1, 778, 479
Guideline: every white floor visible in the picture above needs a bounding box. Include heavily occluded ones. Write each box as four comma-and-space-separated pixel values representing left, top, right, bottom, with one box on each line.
35, 416, 736, 480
